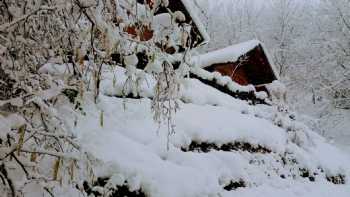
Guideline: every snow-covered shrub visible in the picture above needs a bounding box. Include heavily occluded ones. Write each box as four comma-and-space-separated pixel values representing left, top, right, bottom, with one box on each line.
0, 0, 197, 195
266, 80, 287, 105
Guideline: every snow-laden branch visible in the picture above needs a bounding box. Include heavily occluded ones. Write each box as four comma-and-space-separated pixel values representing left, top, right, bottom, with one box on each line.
20, 149, 78, 160
36, 132, 80, 150
0, 6, 58, 32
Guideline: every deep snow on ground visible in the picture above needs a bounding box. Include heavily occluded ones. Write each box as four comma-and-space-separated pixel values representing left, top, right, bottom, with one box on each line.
324, 110, 350, 157
288, 91, 350, 158
54, 66, 350, 197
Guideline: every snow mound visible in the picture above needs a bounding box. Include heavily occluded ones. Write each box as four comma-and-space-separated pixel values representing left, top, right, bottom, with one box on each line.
39, 63, 75, 76
190, 66, 256, 93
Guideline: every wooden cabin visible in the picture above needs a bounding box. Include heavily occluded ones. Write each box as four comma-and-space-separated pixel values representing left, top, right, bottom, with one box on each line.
193, 40, 279, 94
135, 0, 210, 48
154, 0, 210, 48
123, 0, 210, 69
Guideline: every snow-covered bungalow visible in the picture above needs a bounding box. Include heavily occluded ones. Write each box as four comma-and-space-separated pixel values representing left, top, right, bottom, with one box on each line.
155, 0, 210, 48
192, 40, 279, 94
135, 0, 210, 49
121, 0, 210, 69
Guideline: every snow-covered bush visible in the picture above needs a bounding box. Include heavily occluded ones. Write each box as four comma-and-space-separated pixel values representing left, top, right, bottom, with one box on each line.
0, 0, 196, 195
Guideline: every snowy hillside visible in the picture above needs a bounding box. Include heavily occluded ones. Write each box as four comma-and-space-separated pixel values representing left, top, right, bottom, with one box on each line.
2, 1, 349, 196
52, 65, 350, 197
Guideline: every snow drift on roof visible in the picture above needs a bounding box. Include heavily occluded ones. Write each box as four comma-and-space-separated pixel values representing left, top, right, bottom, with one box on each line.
193, 40, 261, 68
192, 39, 280, 80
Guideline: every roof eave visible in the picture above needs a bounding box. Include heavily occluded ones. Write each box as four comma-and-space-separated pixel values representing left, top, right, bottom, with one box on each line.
257, 42, 280, 80
181, 0, 211, 48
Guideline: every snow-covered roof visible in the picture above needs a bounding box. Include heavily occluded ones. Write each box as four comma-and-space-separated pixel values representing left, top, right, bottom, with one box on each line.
193, 40, 280, 79
181, 0, 210, 47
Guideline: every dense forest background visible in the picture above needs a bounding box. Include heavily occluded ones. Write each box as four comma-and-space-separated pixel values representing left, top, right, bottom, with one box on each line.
197, 0, 350, 150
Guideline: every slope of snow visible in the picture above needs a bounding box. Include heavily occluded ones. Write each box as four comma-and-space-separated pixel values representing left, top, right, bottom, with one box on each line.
189, 66, 257, 93
39, 63, 75, 76
221, 182, 350, 197
55, 66, 350, 197
101, 66, 156, 98
180, 78, 252, 110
